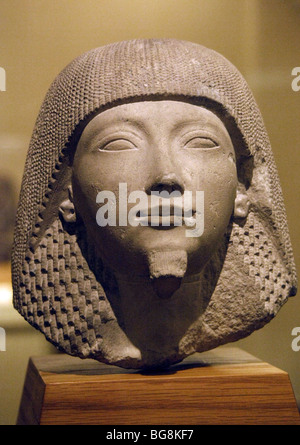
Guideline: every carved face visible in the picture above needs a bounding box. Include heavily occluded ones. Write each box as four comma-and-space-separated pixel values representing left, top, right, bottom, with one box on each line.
13, 40, 296, 369
71, 100, 238, 278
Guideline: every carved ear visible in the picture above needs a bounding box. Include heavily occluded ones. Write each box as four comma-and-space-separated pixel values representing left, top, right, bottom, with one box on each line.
59, 185, 76, 223
234, 184, 250, 219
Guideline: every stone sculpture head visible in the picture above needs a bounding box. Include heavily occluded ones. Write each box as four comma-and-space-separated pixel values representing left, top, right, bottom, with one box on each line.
12, 39, 297, 369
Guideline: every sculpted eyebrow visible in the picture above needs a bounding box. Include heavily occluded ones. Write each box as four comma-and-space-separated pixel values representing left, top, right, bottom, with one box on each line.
98, 117, 151, 137
117, 117, 151, 135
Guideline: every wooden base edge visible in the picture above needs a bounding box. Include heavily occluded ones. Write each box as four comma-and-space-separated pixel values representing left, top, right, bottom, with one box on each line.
16, 347, 300, 425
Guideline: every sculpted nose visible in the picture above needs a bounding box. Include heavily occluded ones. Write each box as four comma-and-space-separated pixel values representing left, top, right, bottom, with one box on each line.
146, 173, 184, 196
145, 138, 186, 195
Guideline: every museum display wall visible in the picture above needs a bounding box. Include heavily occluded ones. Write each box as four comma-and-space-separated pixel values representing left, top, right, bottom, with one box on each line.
0, 0, 299, 424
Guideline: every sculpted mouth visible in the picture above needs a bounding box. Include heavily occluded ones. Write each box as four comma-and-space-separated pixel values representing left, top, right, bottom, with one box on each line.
136, 205, 196, 228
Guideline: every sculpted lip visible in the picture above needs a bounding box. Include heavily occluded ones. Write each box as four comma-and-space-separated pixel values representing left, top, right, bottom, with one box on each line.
135, 205, 196, 228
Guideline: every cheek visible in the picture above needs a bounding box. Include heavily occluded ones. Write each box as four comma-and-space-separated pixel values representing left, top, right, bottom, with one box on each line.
72, 153, 148, 225
208, 162, 237, 198
188, 153, 237, 192
73, 153, 128, 203
77, 153, 148, 193
208, 167, 237, 228
191, 156, 237, 232
72, 156, 104, 223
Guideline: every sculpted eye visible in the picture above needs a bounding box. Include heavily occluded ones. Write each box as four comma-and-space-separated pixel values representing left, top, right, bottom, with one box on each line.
185, 136, 219, 150
99, 138, 137, 152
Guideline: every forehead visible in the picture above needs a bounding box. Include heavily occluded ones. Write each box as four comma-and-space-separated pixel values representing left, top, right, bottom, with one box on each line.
78, 100, 232, 142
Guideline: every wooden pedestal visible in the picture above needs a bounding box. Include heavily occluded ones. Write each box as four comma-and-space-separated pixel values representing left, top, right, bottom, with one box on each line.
17, 347, 300, 425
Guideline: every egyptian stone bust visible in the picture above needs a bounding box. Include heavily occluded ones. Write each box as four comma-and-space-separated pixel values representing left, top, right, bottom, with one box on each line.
12, 39, 297, 369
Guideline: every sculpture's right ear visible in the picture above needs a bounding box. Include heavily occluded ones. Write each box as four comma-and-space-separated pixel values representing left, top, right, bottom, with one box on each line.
59, 185, 76, 223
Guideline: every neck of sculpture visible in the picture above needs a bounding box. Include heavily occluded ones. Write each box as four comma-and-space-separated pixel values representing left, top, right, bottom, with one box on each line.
111, 270, 205, 368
